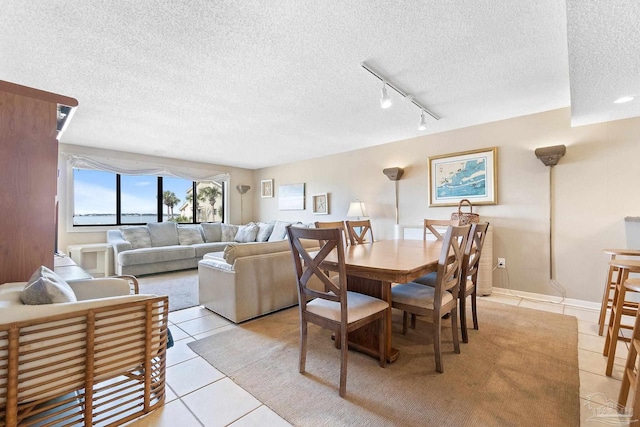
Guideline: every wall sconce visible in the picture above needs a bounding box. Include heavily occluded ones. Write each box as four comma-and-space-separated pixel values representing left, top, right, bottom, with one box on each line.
383, 167, 404, 225
535, 145, 566, 167
236, 185, 250, 224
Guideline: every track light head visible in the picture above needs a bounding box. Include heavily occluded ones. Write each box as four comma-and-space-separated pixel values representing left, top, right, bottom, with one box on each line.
418, 110, 427, 130
380, 82, 392, 109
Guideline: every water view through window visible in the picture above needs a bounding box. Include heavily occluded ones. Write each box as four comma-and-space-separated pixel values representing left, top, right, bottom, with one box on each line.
73, 169, 224, 225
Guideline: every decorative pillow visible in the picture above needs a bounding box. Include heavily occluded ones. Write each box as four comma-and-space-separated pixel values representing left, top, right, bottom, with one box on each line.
235, 223, 260, 243
221, 224, 239, 242
177, 225, 204, 245
201, 222, 222, 242
148, 222, 179, 247
21, 266, 77, 305
120, 226, 152, 249
267, 221, 292, 242
256, 222, 275, 242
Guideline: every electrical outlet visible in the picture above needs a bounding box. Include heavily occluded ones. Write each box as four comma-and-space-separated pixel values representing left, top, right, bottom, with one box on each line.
497, 258, 506, 268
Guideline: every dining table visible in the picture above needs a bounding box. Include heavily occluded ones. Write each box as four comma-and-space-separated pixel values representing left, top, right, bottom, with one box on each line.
322, 238, 444, 363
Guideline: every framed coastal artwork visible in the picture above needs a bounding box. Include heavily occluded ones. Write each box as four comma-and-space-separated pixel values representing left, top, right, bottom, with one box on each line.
279, 183, 305, 210
312, 193, 328, 214
260, 179, 273, 198
428, 147, 497, 207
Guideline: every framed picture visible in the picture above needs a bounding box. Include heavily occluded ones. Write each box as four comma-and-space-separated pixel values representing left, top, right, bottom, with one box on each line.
260, 179, 273, 198
279, 183, 305, 210
428, 147, 497, 207
312, 193, 328, 214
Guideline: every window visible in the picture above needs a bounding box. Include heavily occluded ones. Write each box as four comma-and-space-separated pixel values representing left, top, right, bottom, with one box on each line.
73, 168, 226, 226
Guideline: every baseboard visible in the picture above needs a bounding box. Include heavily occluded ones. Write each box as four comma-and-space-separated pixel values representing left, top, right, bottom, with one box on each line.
491, 287, 600, 311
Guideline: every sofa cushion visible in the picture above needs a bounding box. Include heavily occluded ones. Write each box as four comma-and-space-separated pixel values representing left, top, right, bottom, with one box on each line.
256, 222, 275, 242
177, 225, 205, 245
121, 226, 152, 249
267, 221, 292, 242
201, 222, 222, 242
221, 224, 239, 242
118, 245, 195, 266
148, 222, 179, 247
192, 242, 230, 258
20, 266, 77, 305
235, 223, 260, 243
223, 240, 292, 265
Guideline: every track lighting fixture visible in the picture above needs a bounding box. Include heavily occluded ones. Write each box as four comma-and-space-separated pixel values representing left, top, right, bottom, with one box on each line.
380, 81, 392, 109
418, 110, 427, 130
361, 62, 440, 128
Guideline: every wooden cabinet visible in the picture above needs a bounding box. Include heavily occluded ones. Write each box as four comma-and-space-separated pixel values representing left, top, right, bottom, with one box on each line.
0, 81, 77, 283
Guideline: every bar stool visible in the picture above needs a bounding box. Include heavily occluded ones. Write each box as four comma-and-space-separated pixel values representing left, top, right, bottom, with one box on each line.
599, 249, 640, 336
618, 278, 640, 422
604, 259, 640, 376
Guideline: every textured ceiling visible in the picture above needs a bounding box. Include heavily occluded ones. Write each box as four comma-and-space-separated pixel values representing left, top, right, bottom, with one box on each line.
0, 1, 637, 169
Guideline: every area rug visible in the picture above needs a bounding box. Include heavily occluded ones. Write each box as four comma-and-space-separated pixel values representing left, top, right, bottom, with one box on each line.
189, 301, 580, 426
137, 270, 198, 312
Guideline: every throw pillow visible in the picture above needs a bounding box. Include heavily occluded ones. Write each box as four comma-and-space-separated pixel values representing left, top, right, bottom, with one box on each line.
267, 221, 292, 242
256, 222, 275, 242
235, 223, 260, 243
148, 222, 179, 247
221, 224, 239, 242
21, 266, 77, 305
177, 225, 204, 245
201, 222, 222, 242
121, 226, 152, 249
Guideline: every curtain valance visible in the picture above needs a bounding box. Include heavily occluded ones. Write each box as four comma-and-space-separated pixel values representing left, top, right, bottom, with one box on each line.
63, 153, 230, 182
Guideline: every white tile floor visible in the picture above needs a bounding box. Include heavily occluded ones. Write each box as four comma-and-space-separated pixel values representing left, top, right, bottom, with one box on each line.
126, 293, 633, 427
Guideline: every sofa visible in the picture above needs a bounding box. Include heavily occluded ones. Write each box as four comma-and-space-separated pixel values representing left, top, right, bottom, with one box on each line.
198, 237, 321, 323
107, 220, 306, 276
0, 272, 168, 426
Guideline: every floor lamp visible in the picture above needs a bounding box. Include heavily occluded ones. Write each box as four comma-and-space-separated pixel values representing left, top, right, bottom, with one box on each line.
236, 185, 250, 224
383, 167, 404, 238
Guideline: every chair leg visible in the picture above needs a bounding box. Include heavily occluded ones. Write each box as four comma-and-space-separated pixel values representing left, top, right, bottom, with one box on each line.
339, 326, 348, 397
402, 311, 408, 335
471, 290, 479, 330
451, 306, 460, 354
459, 293, 469, 343
411, 313, 417, 329
299, 320, 307, 374
433, 312, 443, 373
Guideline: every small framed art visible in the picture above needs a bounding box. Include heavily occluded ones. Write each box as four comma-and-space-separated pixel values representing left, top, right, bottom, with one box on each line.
312, 193, 328, 214
261, 179, 273, 198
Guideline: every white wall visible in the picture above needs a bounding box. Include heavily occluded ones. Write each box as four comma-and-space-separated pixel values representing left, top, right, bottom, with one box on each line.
57, 144, 254, 253
253, 108, 640, 302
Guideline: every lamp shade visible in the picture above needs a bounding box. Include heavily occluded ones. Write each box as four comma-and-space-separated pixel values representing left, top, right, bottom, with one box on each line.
347, 201, 368, 218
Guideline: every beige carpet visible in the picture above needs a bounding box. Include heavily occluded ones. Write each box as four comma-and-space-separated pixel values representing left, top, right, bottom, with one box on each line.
188, 301, 580, 426
137, 270, 198, 312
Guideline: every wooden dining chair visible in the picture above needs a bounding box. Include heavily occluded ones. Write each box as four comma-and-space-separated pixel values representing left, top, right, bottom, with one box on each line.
458, 222, 489, 342
409, 222, 489, 343
314, 221, 349, 247
345, 219, 373, 245
286, 225, 388, 397
391, 224, 470, 373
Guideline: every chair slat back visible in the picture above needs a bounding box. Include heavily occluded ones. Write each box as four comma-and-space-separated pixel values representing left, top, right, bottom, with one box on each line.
436, 225, 471, 300
462, 222, 490, 281
287, 225, 347, 306
345, 220, 373, 245
424, 219, 459, 241
314, 221, 350, 247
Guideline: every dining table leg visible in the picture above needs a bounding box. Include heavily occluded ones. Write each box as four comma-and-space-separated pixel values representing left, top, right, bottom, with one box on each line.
345, 275, 398, 363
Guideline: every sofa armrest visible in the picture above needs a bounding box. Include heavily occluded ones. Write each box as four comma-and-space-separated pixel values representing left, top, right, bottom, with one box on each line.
67, 277, 134, 300
107, 229, 132, 254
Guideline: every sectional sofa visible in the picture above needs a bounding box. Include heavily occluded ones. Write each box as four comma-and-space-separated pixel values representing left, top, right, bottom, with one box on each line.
107, 220, 303, 276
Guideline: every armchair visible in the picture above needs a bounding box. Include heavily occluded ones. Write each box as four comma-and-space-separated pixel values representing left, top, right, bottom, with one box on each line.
0, 276, 169, 426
